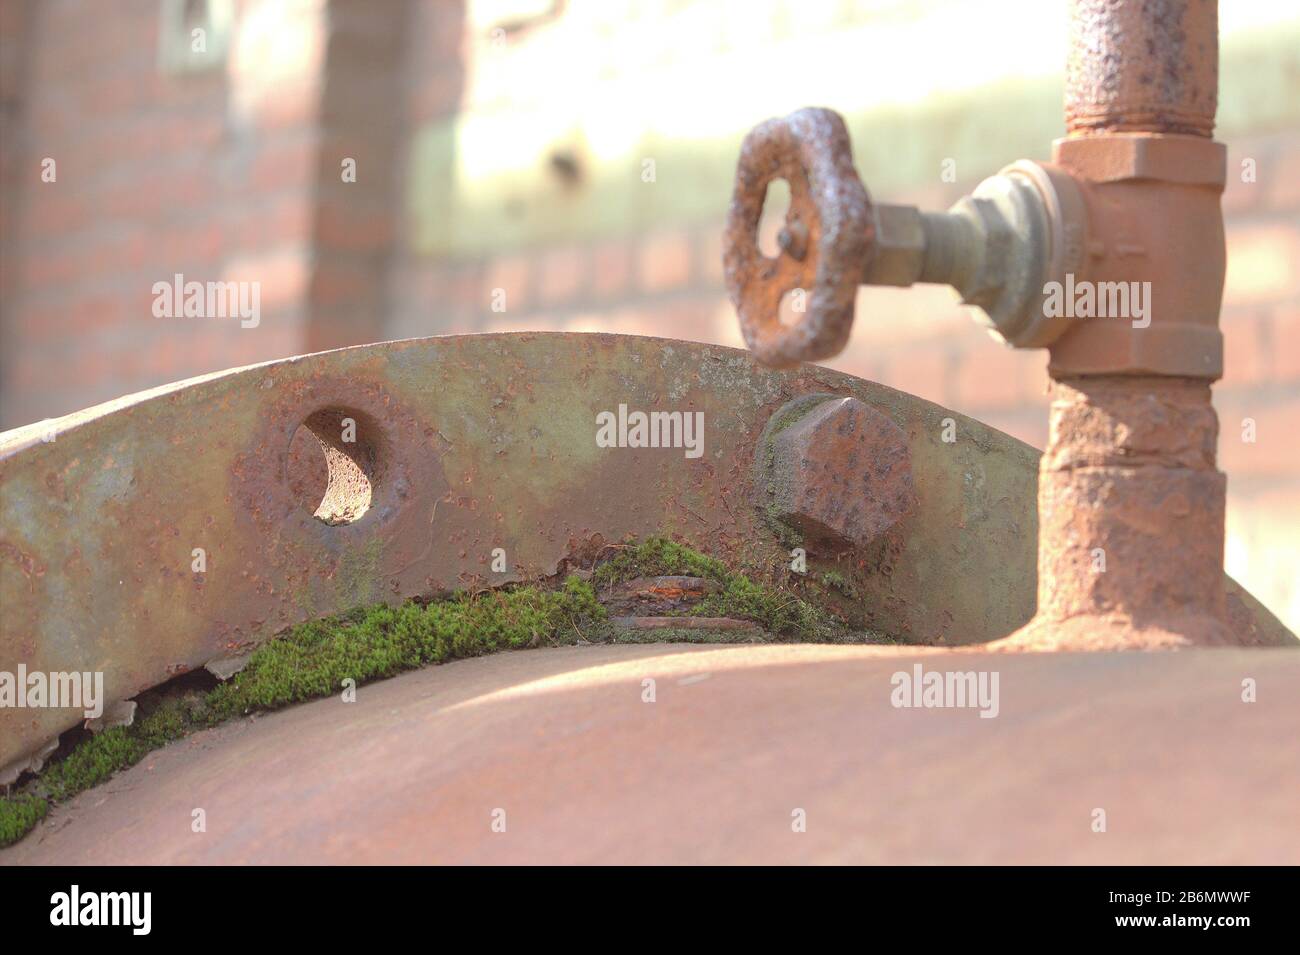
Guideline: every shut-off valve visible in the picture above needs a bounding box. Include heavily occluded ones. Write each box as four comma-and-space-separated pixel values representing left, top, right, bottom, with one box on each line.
723, 0, 1235, 653
723, 107, 1089, 367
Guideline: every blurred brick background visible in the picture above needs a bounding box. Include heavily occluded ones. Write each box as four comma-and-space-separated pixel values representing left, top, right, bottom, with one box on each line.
1, 0, 1297, 630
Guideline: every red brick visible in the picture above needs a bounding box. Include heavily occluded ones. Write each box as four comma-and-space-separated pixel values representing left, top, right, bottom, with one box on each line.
1220, 311, 1269, 390
249, 136, 320, 193
309, 259, 374, 306
697, 226, 725, 288
643, 296, 721, 342
24, 191, 89, 239
591, 239, 633, 299
21, 243, 85, 287
704, 296, 745, 349
587, 296, 734, 346
405, 69, 466, 123
314, 201, 394, 251
1221, 147, 1264, 215
224, 249, 311, 312
1224, 223, 1300, 305
1269, 140, 1300, 209
952, 340, 1039, 411
829, 343, 884, 385
976, 409, 1049, 450
231, 195, 314, 249
249, 82, 321, 132
485, 255, 533, 312
636, 230, 693, 293
449, 264, 487, 313
1271, 304, 1300, 382
881, 346, 953, 408
537, 246, 587, 306
167, 222, 226, 266
483, 312, 561, 335
853, 285, 970, 347
93, 165, 211, 222
235, 335, 276, 376
1218, 397, 1300, 479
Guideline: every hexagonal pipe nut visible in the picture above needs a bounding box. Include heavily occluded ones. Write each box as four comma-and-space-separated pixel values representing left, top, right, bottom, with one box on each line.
758, 394, 915, 552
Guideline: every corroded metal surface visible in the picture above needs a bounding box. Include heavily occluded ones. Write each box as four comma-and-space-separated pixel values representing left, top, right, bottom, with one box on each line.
1065, 0, 1218, 137
1, 331, 1046, 773
760, 394, 914, 551
1, 333, 1291, 776
1047, 134, 1226, 378
993, 376, 1232, 651
996, 0, 1232, 650
5, 643, 1298, 865
723, 107, 873, 368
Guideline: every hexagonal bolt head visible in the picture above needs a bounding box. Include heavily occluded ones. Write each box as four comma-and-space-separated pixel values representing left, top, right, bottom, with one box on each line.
759, 395, 916, 552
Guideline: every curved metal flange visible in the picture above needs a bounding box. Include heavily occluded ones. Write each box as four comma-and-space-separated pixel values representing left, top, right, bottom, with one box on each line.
0, 332, 1292, 774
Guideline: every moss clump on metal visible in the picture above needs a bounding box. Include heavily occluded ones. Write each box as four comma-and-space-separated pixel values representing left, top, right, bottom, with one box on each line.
592, 536, 731, 587
0, 794, 46, 845
0, 577, 605, 848
0, 536, 883, 848
819, 570, 858, 600
592, 536, 870, 641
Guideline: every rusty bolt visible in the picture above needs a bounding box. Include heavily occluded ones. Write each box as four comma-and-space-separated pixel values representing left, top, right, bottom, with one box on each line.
758, 395, 915, 552
777, 221, 809, 261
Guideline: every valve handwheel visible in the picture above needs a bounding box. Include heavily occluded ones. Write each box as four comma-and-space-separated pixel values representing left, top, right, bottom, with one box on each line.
723, 107, 874, 368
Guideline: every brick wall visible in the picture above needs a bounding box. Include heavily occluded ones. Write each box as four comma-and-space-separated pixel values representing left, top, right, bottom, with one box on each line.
0, 0, 424, 425
1215, 132, 1300, 632
305, 0, 413, 352
0, 0, 330, 426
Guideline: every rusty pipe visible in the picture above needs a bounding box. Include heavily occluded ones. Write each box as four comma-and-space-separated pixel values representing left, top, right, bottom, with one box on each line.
722, 0, 1235, 649
1065, 0, 1218, 137
1015, 0, 1231, 650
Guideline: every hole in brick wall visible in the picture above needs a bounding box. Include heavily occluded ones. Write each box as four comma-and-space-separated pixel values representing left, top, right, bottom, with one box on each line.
286, 409, 378, 525
182, 0, 208, 29
157, 0, 232, 74
758, 177, 792, 258
548, 148, 585, 189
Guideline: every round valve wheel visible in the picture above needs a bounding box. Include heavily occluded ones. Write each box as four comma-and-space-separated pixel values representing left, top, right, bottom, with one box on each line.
723, 107, 874, 368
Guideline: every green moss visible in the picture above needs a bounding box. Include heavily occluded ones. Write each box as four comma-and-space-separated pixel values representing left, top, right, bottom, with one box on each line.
0, 794, 47, 845
0, 576, 605, 849
334, 535, 385, 609
591, 536, 730, 587
0, 538, 888, 850
609, 627, 759, 645
594, 536, 852, 641
819, 570, 858, 600
761, 502, 805, 551
695, 574, 842, 639
756, 396, 833, 551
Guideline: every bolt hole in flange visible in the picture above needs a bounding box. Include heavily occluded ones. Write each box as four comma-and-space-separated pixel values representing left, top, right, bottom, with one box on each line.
286, 408, 382, 525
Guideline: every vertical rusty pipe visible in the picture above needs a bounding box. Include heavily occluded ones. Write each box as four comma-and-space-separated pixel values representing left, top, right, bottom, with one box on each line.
1019, 0, 1231, 648
1065, 0, 1219, 137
